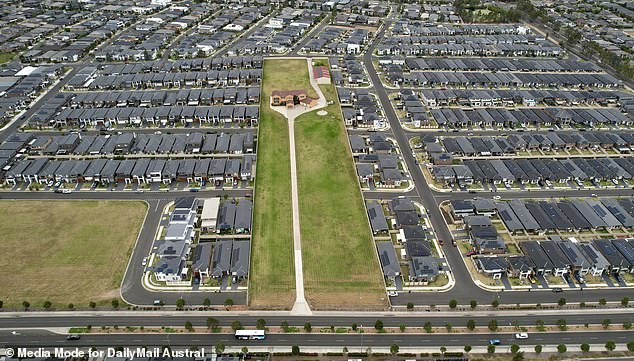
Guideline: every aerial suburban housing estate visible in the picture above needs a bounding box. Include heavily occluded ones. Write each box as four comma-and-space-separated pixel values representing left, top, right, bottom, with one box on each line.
1, 0, 634, 356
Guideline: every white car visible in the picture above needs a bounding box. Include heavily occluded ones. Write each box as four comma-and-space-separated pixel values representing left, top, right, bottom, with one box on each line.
387, 291, 398, 297
493, 195, 501, 200
514, 333, 529, 339
62, 189, 72, 194
142, 257, 147, 266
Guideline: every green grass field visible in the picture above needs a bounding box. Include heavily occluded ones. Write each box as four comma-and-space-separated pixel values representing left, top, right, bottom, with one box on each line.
0, 52, 14, 64
0, 200, 147, 309
295, 70, 387, 310
262, 58, 317, 99
249, 59, 296, 309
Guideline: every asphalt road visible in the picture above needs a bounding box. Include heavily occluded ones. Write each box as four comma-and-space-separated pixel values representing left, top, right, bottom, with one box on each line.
0, 312, 632, 329
1, 329, 631, 348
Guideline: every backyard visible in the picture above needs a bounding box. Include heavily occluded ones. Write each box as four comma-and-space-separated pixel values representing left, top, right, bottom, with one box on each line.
295, 67, 387, 310
248, 59, 299, 309
0, 200, 147, 308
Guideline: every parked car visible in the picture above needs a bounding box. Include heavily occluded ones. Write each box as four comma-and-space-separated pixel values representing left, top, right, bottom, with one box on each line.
153, 299, 163, 306
387, 291, 398, 297
438, 239, 445, 246
514, 333, 529, 339
189, 188, 199, 192
451, 239, 457, 247
465, 251, 477, 257
142, 257, 147, 266
62, 189, 72, 194
552, 287, 563, 293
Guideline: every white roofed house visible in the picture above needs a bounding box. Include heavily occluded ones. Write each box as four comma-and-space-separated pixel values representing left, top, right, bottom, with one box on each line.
201, 197, 220, 233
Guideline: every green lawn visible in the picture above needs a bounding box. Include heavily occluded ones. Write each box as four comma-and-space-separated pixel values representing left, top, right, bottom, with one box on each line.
0, 200, 147, 309
263, 58, 317, 99
249, 59, 295, 309
0, 52, 14, 64
295, 72, 387, 310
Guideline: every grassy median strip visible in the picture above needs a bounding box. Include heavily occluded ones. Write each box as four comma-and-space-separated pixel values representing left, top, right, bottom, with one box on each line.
249, 59, 301, 309
295, 73, 387, 310
0, 200, 147, 309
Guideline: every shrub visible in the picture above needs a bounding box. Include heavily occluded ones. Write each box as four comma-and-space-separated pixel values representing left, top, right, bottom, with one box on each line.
510, 343, 520, 354
231, 321, 242, 331
580, 343, 590, 352
256, 319, 266, 330
557, 344, 567, 353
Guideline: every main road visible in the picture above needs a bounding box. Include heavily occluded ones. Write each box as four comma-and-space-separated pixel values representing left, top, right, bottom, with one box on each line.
1, 329, 631, 348
0, 311, 632, 329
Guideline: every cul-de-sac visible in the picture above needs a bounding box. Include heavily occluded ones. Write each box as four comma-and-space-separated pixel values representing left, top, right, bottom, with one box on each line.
0, 0, 633, 359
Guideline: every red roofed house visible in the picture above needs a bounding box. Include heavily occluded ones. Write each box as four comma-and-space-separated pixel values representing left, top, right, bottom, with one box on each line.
271, 89, 318, 108
313, 66, 331, 85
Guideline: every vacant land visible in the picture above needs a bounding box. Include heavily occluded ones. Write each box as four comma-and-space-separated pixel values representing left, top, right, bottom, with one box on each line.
249, 59, 296, 309
0, 200, 146, 308
295, 68, 387, 310
262, 58, 317, 99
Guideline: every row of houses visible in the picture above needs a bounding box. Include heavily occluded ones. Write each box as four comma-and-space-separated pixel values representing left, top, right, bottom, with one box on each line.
419, 89, 629, 108
340, 88, 384, 129
68, 88, 261, 108
429, 107, 632, 128
154, 197, 198, 283
493, 198, 634, 233
155, 196, 252, 284
330, 55, 367, 86
356, 153, 407, 188
390, 23, 534, 36
432, 156, 634, 185
98, 57, 264, 76
71, 70, 262, 91
3, 156, 255, 185
476, 237, 634, 280
402, 57, 602, 73
389, 71, 621, 89
437, 131, 634, 157
28, 132, 254, 156
370, 198, 442, 284
52, 105, 259, 127
377, 41, 562, 58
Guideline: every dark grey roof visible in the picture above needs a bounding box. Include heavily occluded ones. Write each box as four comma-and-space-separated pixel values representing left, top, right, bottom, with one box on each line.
377, 241, 400, 279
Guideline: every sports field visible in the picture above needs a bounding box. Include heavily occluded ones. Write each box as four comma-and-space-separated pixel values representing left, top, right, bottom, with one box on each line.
248, 59, 302, 309
0, 200, 147, 309
295, 66, 387, 310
